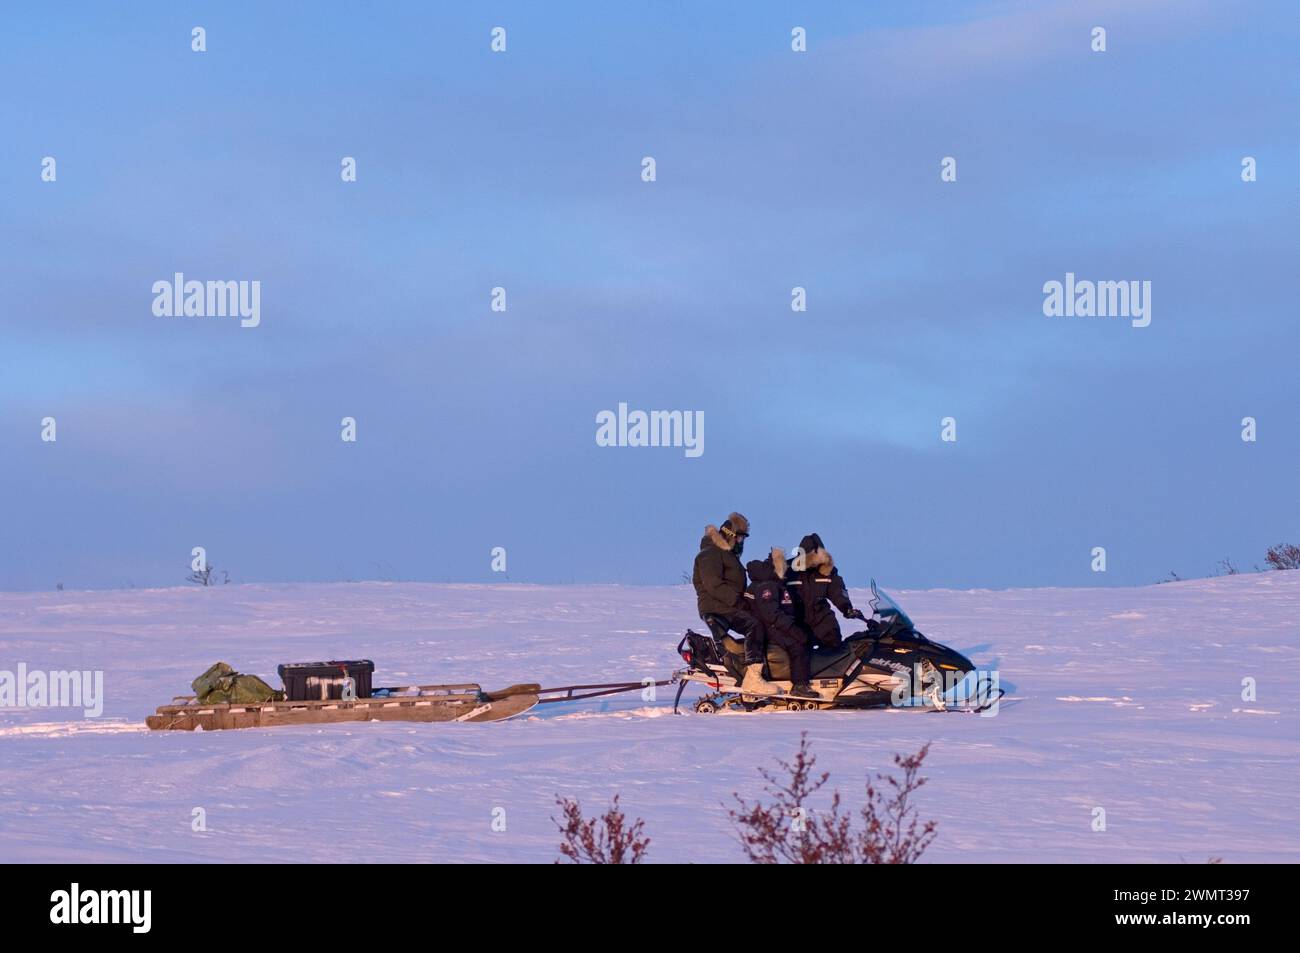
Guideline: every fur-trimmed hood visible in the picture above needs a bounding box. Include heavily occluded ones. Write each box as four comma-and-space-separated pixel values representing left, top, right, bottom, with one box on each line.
807, 548, 835, 576
702, 525, 733, 552
743, 549, 788, 583
770, 546, 787, 579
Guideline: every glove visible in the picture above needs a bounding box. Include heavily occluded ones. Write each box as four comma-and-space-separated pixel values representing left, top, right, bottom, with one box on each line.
844, 607, 866, 621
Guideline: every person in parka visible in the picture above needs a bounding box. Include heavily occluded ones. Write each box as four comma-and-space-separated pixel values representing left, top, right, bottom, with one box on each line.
744, 548, 816, 699
691, 512, 773, 696
787, 533, 866, 650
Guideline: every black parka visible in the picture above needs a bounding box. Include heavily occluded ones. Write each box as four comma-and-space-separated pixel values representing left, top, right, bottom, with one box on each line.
788, 553, 856, 636
744, 559, 802, 641
692, 528, 747, 616
744, 558, 810, 683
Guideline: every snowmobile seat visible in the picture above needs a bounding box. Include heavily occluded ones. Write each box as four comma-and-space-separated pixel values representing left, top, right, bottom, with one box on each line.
701, 617, 753, 682
808, 643, 855, 678
717, 641, 846, 681
706, 624, 794, 679
720, 635, 745, 656
712, 631, 784, 668
703, 615, 749, 656
761, 645, 794, 680
702, 615, 797, 680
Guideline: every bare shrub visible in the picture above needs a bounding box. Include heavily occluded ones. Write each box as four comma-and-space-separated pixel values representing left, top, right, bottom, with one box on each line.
729, 732, 937, 864
1214, 557, 1238, 576
1264, 543, 1300, 571
554, 795, 649, 864
186, 565, 231, 586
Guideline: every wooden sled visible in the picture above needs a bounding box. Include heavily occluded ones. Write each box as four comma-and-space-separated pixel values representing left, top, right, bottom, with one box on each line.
145, 683, 540, 731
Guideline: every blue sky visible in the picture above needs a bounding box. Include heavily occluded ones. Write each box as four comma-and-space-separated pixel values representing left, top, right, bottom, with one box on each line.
2, 0, 1297, 591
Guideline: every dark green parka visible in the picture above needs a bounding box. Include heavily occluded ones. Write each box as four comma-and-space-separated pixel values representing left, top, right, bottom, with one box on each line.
692, 525, 748, 616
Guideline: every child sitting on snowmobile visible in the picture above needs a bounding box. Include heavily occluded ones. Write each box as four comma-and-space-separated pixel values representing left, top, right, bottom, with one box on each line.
787, 533, 866, 650
742, 549, 816, 699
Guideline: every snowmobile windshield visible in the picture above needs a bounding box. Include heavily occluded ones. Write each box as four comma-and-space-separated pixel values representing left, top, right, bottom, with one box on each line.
869, 580, 913, 628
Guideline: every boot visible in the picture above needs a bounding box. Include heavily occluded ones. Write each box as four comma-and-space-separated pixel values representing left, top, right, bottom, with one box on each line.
790, 682, 819, 700
740, 663, 777, 697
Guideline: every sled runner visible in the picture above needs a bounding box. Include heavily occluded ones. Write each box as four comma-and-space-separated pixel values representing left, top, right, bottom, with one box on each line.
673, 581, 1001, 715
145, 682, 541, 731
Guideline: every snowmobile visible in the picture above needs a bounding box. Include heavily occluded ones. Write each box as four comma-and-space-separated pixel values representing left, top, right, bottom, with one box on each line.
673, 581, 994, 714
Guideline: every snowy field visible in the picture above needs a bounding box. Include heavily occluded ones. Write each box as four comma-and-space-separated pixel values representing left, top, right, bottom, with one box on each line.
1, 574, 1296, 863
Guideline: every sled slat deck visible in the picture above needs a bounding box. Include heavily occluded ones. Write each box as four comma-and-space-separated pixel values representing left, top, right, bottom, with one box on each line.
145, 683, 539, 731
152, 683, 484, 714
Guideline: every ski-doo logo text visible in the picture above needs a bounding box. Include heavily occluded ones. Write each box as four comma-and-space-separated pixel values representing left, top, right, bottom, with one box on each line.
50, 883, 151, 934
595, 402, 704, 458
1042, 272, 1151, 328
0, 664, 103, 717
152, 272, 261, 328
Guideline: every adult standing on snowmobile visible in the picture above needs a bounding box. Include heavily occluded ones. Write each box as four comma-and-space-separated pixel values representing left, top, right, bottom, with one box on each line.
691, 512, 775, 696
745, 548, 816, 699
787, 533, 866, 650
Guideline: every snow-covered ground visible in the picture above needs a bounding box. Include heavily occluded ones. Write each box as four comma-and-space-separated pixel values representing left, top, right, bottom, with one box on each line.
1, 574, 1296, 863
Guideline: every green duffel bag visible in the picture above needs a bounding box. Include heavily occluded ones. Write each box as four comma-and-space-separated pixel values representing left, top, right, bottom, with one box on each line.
191, 662, 283, 704
192, 661, 235, 699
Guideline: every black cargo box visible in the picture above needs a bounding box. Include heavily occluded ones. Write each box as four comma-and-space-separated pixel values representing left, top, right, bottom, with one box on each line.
278, 660, 375, 701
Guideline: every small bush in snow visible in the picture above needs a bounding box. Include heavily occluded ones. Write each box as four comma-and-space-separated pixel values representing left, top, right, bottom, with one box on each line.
186, 566, 230, 586
1214, 557, 1239, 576
729, 732, 937, 864
553, 795, 649, 864
1264, 543, 1300, 571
